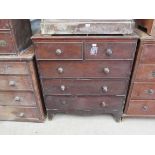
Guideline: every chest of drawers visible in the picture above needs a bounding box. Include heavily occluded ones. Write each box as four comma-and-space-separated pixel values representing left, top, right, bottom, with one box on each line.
0, 47, 45, 122
32, 35, 138, 121
124, 29, 155, 117
0, 19, 32, 55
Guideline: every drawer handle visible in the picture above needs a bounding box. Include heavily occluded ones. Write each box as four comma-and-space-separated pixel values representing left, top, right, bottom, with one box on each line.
145, 89, 154, 95
9, 80, 16, 86
142, 105, 148, 111
103, 67, 110, 74
102, 86, 108, 93
101, 101, 107, 107
57, 67, 64, 74
56, 49, 63, 55
14, 96, 21, 102
18, 112, 25, 117
60, 85, 66, 91
106, 49, 113, 56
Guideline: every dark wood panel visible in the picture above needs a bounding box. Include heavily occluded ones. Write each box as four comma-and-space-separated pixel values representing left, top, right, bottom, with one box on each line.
85, 42, 136, 60
38, 60, 132, 78
35, 42, 83, 60
127, 100, 155, 115
42, 79, 128, 95
0, 92, 36, 106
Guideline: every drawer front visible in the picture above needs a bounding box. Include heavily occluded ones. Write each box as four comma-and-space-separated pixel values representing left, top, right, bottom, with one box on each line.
127, 100, 155, 115
0, 32, 15, 54
131, 83, 155, 100
42, 79, 128, 95
35, 42, 83, 60
85, 42, 136, 60
135, 64, 155, 82
0, 76, 33, 91
141, 44, 155, 63
45, 96, 124, 112
38, 61, 132, 78
0, 92, 36, 106
0, 106, 40, 121
0, 20, 10, 29
0, 62, 29, 75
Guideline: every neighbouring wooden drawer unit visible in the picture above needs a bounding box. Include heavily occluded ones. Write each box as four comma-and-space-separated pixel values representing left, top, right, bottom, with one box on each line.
127, 100, 155, 116
0, 106, 41, 122
0, 92, 36, 106
125, 29, 155, 118
32, 35, 138, 121
0, 19, 32, 55
85, 42, 136, 60
0, 48, 45, 122
46, 96, 124, 112
38, 61, 132, 78
42, 79, 128, 95
35, 42, 83, 60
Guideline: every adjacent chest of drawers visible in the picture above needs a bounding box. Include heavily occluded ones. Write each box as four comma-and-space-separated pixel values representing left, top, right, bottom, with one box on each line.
0, 48, 45, 122
124, 29, 155, 117
0, 19, 32, 55
32, 35, 137, 121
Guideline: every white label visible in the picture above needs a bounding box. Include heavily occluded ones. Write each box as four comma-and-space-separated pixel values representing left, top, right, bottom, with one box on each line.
85, 24, 91, 27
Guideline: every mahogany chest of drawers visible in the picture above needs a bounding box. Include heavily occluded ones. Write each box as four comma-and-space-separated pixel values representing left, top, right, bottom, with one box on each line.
32, 34, 138, 121
0, 19, 32, 55
124, 29, 155, 117
0, 47, 45, 122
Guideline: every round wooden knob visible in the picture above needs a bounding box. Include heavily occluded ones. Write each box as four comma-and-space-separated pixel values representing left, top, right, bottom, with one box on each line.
9, 80, 16, 86
103, 67, 110, 74
106, 49, 113, 56
102, 86, 108, 93
142, 105, 148, 111
101, 101, 107, 107
14, 96, 20, 102
61, 100, 67, 105
57, 67, 64, 74
56, 49, 62, 55
60, 85, 66, 91
19, 112, 24, 117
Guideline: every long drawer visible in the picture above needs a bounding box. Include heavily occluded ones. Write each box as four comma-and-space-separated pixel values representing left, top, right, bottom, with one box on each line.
38, 61, 132, 78
85, 42, 136, 60
0, 106, 40, 121
0, 92, 36, 106
0, 76, 33, 91
127, 100, 155, 116
42, 79, 128, 95
135, 64, 155, 82
131, 82, 155, 100
45, 96, 124, 112
35, 42, 83, 60
0, 32, 15, 54
0, 62, 29, 75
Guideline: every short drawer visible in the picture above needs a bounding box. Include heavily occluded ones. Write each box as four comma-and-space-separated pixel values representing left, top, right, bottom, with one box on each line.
140, 44, 155, 63
0, 62, 29, 75
0, 106, 40, 121
135, 64, 155, 82
85, 42, 136, 60
0, 92, 36, 106
127, 100, 155, 116
131, 82, 155, 100
0, 20, 10, 29
0, 76, 33, 91
38, 61, 132, 78
35, 42, 83, 60
45, 96, 124, 112
42, 79, 128, 95
0, 32, 15, 54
